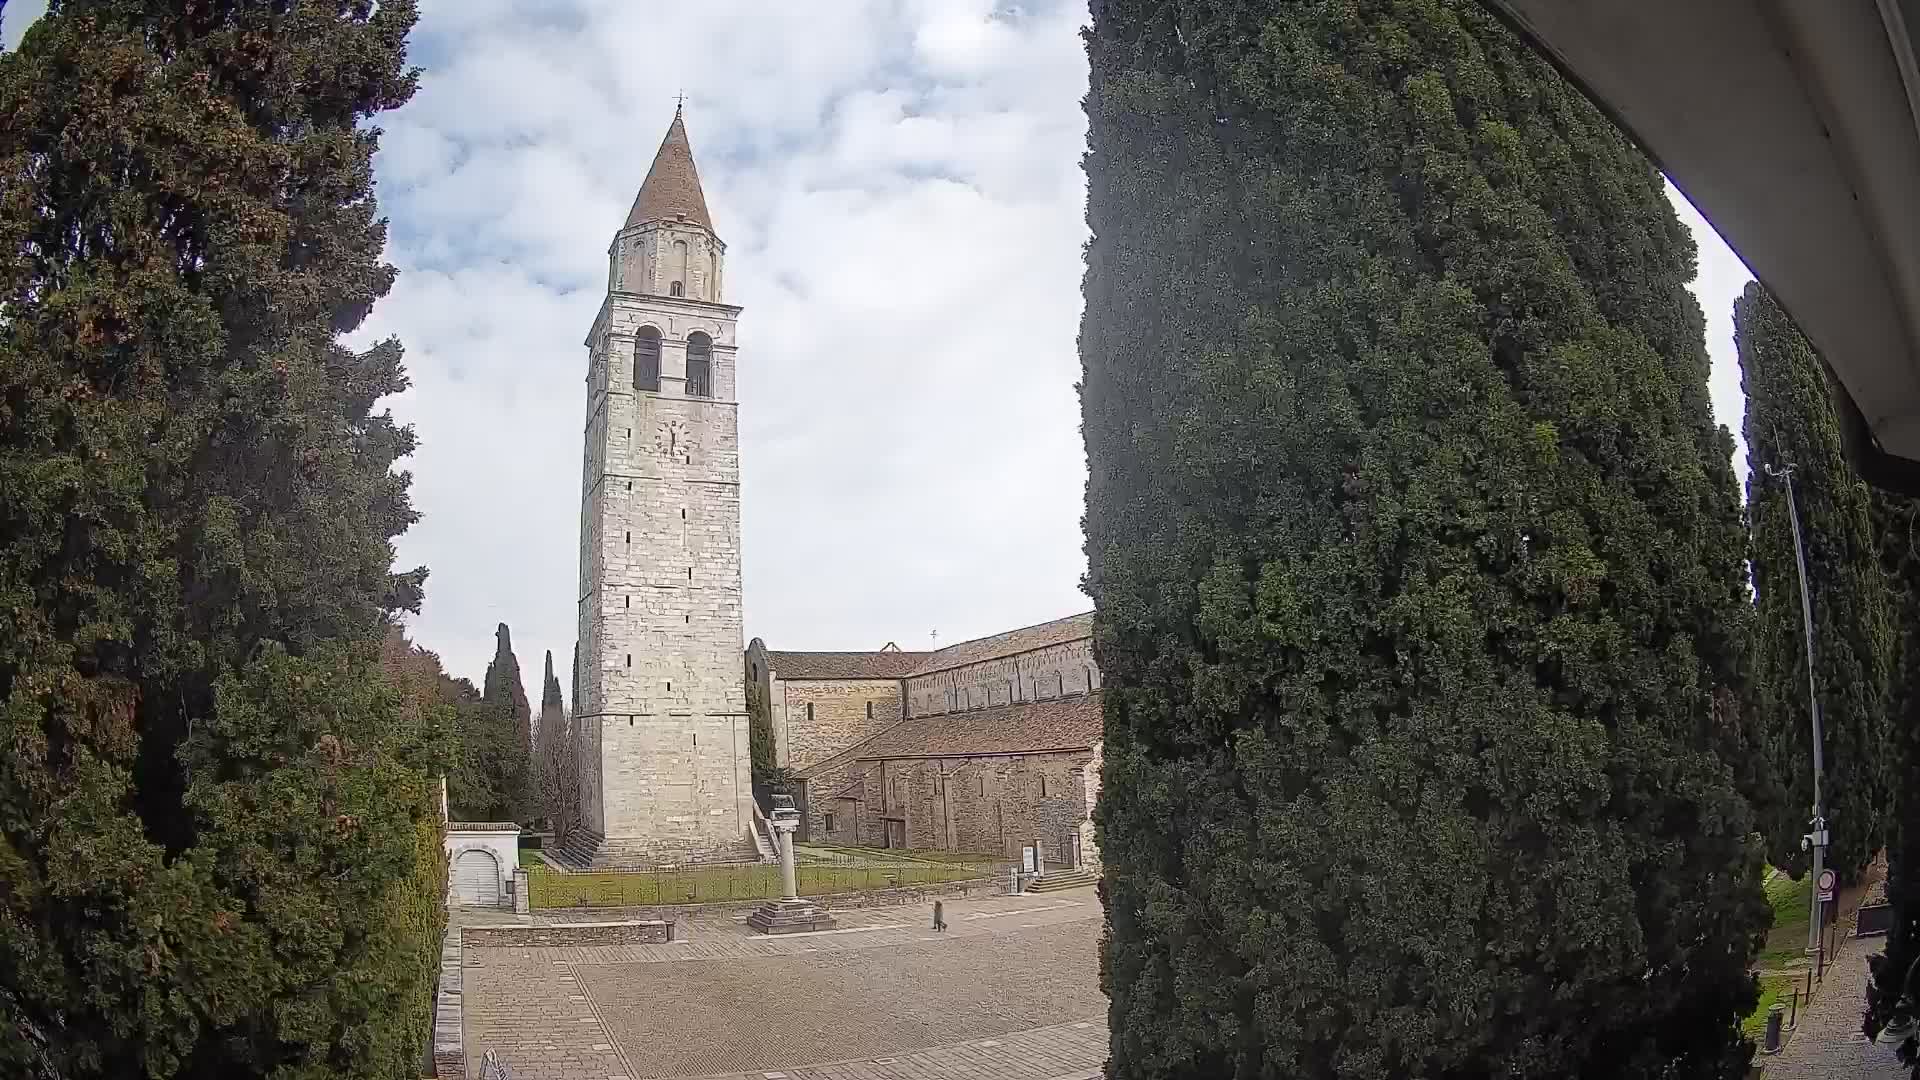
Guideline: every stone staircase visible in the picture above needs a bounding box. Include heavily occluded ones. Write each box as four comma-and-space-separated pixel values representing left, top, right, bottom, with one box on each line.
1025, 868, 1098, 893
748, 804, 779, 863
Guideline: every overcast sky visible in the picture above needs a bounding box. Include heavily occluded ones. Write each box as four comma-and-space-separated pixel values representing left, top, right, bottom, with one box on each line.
4, 0, 1755, 690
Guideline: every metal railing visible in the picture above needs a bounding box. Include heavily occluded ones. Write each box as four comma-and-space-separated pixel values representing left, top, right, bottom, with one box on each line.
480, 1049, 513, 1080
525, 859, 994, 909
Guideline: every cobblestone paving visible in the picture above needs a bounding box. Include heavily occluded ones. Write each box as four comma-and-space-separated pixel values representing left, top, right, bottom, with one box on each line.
689, 1018, 1105, 1080
1764, 932, 1906, 1079
463, 890, 1106, 1080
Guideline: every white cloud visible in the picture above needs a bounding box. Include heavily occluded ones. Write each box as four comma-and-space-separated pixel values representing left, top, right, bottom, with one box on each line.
2, 0, 1758, 689
369, 0, 1096, 683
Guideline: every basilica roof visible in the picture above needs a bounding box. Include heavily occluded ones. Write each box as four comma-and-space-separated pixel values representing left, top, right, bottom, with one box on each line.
849, 692, 1103, 760
626, 107, 714, 232
763, 649, 930, 680
904, 611, 1094, 677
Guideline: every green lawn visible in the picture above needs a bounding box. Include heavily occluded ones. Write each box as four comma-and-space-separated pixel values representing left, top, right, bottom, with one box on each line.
527, 860, 988, 909
1755, 869, 1814, 971
808, 844, 1006, 866
517, 848, 545, 869
1742, 972, 1798, 1038
1765, 871, 1813, 927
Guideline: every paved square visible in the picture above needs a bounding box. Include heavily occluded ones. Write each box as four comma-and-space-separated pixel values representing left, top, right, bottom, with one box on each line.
463, 890, 1108, 1080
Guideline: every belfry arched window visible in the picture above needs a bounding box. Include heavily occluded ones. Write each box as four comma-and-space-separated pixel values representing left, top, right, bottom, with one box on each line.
686, 331, 712, 398
670, 281, 684, 297
635, 326, 661, 392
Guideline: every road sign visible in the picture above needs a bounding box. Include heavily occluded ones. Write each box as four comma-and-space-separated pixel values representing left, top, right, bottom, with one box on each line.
1816, 868, 1836, 902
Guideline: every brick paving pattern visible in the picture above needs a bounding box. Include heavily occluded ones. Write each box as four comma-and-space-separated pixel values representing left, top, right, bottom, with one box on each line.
1764, 931, 1908, 1080
461, 889, 1107, 1080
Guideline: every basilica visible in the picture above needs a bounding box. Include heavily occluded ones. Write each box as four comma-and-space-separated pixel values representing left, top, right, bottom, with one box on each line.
559, 110, 1099, 871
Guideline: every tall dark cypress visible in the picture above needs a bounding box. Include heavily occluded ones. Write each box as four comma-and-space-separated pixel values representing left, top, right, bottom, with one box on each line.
1737, 282, 1895, 882
0, 3, 443, 1077
1869, 493, 1920, 1057
478, 622, 534, 821
1080, 2, 1766, 1076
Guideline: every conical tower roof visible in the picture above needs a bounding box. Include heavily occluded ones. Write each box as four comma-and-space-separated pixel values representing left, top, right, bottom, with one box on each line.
625, 107, 714, 232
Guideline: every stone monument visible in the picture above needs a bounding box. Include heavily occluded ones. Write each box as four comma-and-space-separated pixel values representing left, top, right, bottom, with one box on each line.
747, 796, 837, 935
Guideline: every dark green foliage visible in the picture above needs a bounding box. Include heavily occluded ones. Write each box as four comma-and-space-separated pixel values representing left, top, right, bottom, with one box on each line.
382, 628, 520, 823
1737, 282, 1895, 882
0, 4, 437, 1074
536, 649, 576, 837
484, 622, 534, 756
1869, 493, 1920, 1051
747, 659, 775, 786
476, 622, 534, 822
1080, 2, 1766, 1077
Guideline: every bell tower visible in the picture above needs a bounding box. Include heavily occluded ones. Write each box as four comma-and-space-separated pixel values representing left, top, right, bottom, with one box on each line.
568, 107, 751, 865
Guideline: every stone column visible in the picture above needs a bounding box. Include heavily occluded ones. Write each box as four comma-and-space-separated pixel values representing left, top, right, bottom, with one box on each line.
777, 819, 799, 900
748, 800, 835, 935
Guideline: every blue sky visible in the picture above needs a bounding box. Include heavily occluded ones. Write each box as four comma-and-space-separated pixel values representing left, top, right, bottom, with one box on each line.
3, 1, 1755, 687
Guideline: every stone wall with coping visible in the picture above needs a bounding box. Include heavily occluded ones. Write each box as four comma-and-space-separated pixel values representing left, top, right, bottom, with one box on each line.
462, 920, 673, 948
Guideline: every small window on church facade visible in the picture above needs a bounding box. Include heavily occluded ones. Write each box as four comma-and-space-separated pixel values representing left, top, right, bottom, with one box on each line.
825, 812, 836, 834
806, 702, 814, 723
670, 280, 684, 297
866, 701, 874, 720
686, 332, 713, 398
635, 326, 661, 392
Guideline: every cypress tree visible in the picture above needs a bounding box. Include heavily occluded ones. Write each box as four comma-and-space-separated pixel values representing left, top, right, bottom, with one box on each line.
1736, 282, 1895, 881
1081, 2, 1766, 1076
536, 650, 576, 837
1869, 493, 1920, 1051
479, 622, 533, 820
0, 3, 442, 1078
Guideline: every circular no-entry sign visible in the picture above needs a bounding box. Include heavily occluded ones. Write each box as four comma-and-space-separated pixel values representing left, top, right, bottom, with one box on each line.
1817, 868, 1837, 898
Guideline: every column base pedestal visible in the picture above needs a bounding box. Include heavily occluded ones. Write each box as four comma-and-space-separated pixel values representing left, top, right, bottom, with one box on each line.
747, 897, 837, 935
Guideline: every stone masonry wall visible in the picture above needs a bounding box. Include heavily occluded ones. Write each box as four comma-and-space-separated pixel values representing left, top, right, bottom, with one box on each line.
848, 752, 1093, 859
574, 253, 751, 860
774, 678, 905, 772
904, 638, 1100, 719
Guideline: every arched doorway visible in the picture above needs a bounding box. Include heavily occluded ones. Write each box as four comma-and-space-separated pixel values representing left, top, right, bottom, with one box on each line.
451, 848, 501, 907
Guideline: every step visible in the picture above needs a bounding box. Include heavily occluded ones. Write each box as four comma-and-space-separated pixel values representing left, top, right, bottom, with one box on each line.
1027, 870, 1097, 893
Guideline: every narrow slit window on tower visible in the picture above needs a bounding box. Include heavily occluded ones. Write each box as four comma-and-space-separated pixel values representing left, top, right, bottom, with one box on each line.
625, 595, 630, 608
635, 326, 662, 392
866, 701, 874, 720
625, 654, 631, 667
686, 332, 713, 398
1040, 775, 1049, 798
687, 566, 693, 580
625, 531, 631, 544
806, 702, 814, 723
667, 681, 671, 691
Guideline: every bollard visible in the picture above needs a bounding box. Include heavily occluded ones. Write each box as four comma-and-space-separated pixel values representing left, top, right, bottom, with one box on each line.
1763, 1004, 1785, 1054
1788, 987, 1798, 1029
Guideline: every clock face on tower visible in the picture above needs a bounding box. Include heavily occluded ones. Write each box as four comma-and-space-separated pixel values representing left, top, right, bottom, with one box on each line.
653, 419, 689, 459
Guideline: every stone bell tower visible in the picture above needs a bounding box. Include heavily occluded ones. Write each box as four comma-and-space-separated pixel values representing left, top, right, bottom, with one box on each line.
567, 107, 752, 866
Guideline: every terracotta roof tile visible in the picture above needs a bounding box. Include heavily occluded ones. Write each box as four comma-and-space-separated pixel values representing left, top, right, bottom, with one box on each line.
851, 693, 1103, 760
906, 612, 1094, 677
764, 650, 931, 680
626, 109, 714, 232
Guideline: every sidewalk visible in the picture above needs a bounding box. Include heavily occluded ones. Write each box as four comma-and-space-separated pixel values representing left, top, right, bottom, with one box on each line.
1764, 928, 1905, 1078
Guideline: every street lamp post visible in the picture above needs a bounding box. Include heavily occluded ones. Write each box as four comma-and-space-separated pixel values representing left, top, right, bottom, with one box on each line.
1765, 462, 1829, 953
